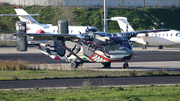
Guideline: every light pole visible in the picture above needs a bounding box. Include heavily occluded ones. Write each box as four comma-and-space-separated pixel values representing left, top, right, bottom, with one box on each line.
104, 0, 107, 32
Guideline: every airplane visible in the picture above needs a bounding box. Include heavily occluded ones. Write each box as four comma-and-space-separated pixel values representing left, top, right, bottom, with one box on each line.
109, 17, 180, 49
14, 20, 169, 69
0, 6, 99, 34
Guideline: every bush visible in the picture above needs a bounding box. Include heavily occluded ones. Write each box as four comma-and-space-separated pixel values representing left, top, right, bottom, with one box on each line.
129, 70, 137, 77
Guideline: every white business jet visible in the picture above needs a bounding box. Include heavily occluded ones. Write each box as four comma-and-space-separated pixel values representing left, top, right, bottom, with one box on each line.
0, 6, 99, 34
110, 17, 180, 49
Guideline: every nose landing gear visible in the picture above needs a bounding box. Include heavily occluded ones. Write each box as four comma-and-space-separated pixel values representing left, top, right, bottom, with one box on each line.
71, 61, 83, 69
123, 60, 129, 69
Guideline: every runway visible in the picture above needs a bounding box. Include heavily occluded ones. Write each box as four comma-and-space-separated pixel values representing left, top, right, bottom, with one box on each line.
0, 76, 180, 90
0, 47, 180, 71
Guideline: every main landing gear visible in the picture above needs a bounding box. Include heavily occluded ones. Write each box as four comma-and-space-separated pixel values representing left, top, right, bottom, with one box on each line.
142, 42, 148, 49
71, 61, 83, 69
159, 45, 163, 49
123, 60, 129, 69
102, 62, 111, 68
142, 45, 147, 49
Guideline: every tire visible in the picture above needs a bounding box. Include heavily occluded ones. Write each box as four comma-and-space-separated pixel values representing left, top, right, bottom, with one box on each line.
102, 62, 111, 68
71, 61, 78, 69
159, 46, 163, 49
123, 63, 129, 69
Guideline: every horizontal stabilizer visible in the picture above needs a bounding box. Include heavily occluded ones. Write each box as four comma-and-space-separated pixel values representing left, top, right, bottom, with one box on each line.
0, 14, 39, 16
102, 17, 127, 21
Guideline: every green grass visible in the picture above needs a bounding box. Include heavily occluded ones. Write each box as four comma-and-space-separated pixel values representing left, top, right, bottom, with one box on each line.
0, 69, 179, 81
0, 85, 180, 100
0, 60, 179, 81
0, 40, 16, 46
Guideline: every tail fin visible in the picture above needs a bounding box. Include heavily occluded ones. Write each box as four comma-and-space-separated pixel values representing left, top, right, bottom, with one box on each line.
13, 7, 39, 24
111, 17, 134, 32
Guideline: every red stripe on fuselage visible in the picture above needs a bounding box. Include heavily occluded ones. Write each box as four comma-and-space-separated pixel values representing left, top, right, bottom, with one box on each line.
89, 53, 125, 62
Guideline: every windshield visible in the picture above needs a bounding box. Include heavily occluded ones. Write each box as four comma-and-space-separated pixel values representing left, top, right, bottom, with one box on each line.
89, 28, 99, 32
110, 37, 132, 49
176, 33, 180, 37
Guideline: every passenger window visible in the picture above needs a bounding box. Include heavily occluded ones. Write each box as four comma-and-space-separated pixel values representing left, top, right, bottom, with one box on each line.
166, 34, 168, 37
159, 34, 161, 37
176, 33, 180, 37
113, 34, 117, 36
171, 34, 173, 37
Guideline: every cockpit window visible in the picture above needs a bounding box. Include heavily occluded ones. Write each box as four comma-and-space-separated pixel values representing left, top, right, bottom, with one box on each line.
94, 32, 112, 37
89, 29, 99, 32
110, 37, 129, 45
176, 33, 180, 37
110, 37, 132, 49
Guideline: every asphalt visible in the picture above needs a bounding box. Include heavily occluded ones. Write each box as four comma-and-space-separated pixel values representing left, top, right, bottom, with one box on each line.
0, 76, 180, 90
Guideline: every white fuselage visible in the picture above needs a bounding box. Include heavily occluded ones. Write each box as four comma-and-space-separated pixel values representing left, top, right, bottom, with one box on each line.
27, 24, 99, 34
131, 30, 180, 46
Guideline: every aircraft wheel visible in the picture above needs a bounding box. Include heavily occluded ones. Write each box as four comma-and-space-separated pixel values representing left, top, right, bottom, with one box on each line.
71, 61, 78, 69
102, 62, 111, 68
142, 45, 147, 49
123, 63, 129, 69
159, 45, 163, 49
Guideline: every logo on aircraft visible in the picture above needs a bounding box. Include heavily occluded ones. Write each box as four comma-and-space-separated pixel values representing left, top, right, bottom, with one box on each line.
91, 53, 108, 62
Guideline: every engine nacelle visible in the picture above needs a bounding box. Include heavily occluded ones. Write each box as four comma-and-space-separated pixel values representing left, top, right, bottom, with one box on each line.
15, 21, 27, 51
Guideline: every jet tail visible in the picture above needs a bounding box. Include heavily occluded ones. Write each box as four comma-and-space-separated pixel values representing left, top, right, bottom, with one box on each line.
110, 17, 134, 32
13, 6, 40, 25
0, 7, 40, 25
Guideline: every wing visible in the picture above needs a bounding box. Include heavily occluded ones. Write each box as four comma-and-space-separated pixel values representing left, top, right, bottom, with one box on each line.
13, 33, 80, 41
13, 33, 84, 61
119, 29, 170, 39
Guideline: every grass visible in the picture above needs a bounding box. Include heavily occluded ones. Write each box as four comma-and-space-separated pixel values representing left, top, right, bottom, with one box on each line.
0, 85, 180, 100
0, 60, 179, 80
0, 60, 31, 71
0, 40, 16, 46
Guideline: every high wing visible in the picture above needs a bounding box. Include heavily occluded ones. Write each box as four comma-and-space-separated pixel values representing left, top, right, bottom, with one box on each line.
13, 33, 80, 41
118, 29, 170, 39
13, 33, 85, 61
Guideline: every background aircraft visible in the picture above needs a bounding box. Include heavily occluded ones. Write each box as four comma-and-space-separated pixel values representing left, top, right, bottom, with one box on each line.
110, 17, 180, 49
0, 6, 99, 34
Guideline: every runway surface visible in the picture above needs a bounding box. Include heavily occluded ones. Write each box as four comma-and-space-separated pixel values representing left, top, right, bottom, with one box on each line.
0, 47, 180, 71
1, 51, 180, 63
0, 47, 180, 89
0, 76, 180, 90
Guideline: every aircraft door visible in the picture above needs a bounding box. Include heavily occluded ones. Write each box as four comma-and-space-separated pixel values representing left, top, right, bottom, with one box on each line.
54, 41, 66, 56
